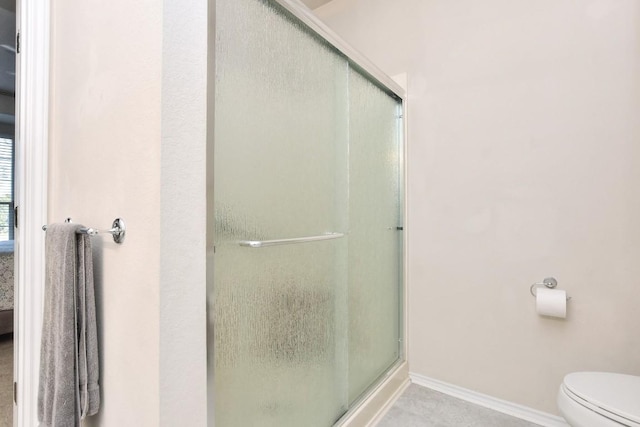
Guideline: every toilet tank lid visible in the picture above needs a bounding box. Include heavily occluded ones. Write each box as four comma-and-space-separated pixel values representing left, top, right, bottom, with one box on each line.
564, 372, 640, 424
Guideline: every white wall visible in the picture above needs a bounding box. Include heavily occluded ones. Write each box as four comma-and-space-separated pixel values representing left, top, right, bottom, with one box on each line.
49, 0, 207, 425
315, 0, 640, 415
159, 0, 207, 424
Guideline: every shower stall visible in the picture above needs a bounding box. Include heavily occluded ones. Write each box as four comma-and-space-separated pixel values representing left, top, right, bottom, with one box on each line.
207, 0, 406, 425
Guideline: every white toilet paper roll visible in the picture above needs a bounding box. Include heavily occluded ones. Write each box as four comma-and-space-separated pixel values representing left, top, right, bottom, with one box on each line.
536, 288, 567, 318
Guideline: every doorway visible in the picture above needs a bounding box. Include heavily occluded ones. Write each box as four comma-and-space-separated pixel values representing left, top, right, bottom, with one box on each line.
0, 0, 16, 425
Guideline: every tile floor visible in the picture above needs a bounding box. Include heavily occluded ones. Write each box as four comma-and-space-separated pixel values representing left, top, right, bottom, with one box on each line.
377, 384, 543, 427
0, 350, 549, 427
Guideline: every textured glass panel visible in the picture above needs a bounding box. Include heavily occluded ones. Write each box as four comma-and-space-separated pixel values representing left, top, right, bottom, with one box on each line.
347, 68, 402, 404
212, 241, 348, 427
212, 0, 349, 425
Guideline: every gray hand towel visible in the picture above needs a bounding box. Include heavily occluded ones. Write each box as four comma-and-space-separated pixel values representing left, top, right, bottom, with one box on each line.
39, 224, 100, 427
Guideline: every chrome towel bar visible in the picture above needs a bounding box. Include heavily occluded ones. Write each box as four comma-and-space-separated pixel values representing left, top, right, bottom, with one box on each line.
42, 217, 126, 244
239, 232, 344, 248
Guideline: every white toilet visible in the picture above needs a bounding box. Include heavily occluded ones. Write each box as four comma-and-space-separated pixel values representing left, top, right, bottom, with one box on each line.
557, 372, 640, 426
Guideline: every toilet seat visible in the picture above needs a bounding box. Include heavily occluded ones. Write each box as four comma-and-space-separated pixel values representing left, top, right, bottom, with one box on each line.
560, 372, 640, 427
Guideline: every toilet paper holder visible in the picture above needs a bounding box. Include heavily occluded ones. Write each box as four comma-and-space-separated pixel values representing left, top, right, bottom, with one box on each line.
530, 277, 571, 301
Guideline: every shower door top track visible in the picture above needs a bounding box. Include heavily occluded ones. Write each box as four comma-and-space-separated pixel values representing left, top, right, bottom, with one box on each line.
273, 0, 406, 102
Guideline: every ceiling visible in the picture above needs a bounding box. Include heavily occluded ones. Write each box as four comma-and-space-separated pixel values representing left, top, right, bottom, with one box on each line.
0, 2, 15, 96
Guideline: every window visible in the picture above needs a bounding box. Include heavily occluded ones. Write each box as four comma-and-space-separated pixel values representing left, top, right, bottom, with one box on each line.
0, 136, 13, 241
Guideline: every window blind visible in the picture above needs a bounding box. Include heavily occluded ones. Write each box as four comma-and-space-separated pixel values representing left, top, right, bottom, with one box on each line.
0, 137, 14, 241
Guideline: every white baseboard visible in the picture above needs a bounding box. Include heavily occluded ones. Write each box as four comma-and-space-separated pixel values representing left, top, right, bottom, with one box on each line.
409, 373, 569, 427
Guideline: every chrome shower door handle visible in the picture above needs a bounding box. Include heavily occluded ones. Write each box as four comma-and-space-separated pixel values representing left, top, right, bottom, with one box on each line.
239, 232, 345, 248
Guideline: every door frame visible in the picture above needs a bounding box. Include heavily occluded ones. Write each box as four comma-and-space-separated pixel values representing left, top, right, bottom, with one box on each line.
13, 0, 49, 425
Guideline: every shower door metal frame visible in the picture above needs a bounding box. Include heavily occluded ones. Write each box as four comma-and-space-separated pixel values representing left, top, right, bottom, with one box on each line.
207, 0, 409, 425
275, 0, 405, 100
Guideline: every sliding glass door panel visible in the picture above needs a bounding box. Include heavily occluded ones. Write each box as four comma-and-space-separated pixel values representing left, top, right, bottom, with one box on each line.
213, 241, 348, 426
347, 68, 403, 404
213, 0, 349, 425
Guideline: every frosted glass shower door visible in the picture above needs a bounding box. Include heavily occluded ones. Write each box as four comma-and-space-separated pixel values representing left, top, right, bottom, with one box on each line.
212, 0, 405, 425
212, 0, 349, 425
347, 68, 403, 404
